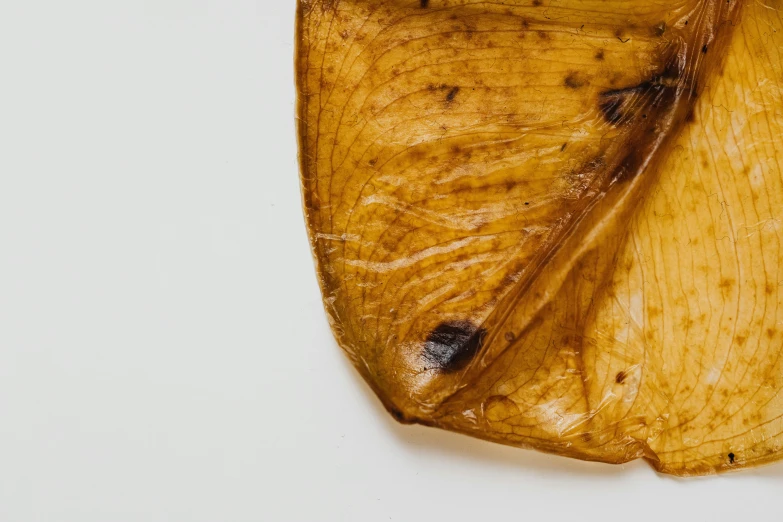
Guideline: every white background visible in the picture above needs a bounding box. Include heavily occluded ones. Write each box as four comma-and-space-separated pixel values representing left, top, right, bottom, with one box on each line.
0, 1, 781, 520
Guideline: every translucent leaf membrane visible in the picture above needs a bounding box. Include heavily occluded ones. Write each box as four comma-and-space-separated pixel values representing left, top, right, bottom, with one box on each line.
296, 0, 783, 475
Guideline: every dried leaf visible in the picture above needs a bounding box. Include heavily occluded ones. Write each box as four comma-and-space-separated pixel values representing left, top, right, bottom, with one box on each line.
296, 0, 783, 475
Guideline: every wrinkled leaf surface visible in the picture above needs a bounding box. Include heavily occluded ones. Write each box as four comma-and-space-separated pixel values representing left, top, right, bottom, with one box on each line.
296, 0, 783, 475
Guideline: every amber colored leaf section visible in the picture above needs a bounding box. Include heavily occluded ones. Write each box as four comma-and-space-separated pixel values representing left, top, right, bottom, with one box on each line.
296, 0, 783, 475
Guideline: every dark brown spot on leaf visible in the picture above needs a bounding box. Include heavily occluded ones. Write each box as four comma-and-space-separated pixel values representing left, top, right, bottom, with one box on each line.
390, 407, 406, 422
564, 71, 587, 89
599, 95, 625, 124
422, 321, 485, 372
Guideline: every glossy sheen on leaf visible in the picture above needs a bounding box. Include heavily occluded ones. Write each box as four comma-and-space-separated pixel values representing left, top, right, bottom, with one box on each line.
296, 0, 783, 475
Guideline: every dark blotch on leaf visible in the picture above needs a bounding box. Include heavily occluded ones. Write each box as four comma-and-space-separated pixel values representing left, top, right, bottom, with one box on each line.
599, 96, 625, 124
616, 371, 627, 384
729, 452, 735, 464
420, 0, 429, 7
597, 82, 655, 124
598, 62, 680, 126
446, 86, 460, 102
423, 321, 485, 372
390, 407, 405, 421
564, 72, 586, 89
